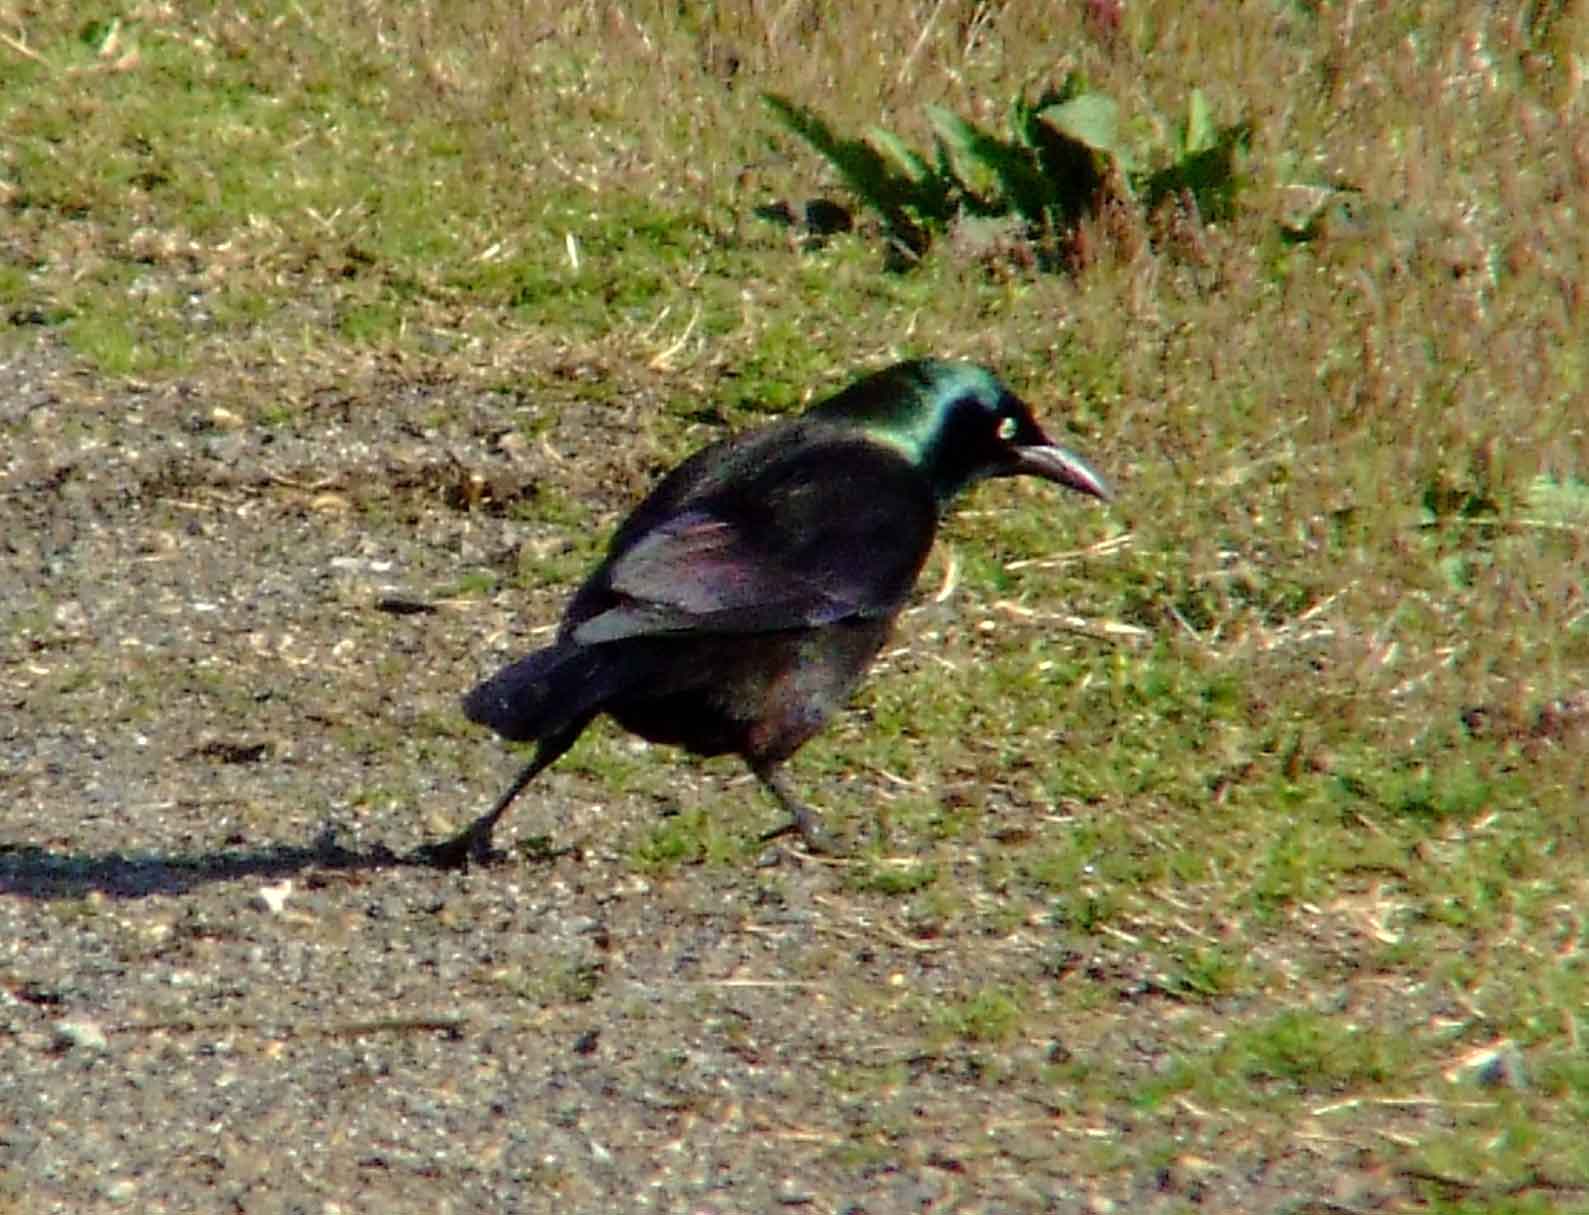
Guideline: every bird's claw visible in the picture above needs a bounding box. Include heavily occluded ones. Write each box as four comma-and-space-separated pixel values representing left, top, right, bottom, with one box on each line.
411, 829, 504, 871
761, 808, 839, 855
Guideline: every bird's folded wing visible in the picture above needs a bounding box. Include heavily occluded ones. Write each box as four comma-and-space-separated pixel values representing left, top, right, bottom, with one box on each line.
573, 483, 933, 644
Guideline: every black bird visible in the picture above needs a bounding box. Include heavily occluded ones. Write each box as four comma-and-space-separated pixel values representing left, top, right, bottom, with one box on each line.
425, 359, 1110, 868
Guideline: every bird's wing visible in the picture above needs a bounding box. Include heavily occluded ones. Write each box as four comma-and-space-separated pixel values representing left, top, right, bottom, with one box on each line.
572, 447, 936, 645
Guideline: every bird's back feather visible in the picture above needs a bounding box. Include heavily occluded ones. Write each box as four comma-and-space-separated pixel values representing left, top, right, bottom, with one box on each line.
566, 432, 938, 645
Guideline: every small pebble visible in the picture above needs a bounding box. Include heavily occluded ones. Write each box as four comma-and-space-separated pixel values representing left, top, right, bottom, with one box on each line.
253, 880, 293, 914
775, 1178, 813, 1205
53, 1018, 109, 1053
103, 1178, 137, 1204
1446, 1039, 1528, 1089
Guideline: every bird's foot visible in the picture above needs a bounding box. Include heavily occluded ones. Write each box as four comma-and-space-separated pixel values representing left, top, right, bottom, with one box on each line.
761, 805, 839, 855
411, 825, 504, 871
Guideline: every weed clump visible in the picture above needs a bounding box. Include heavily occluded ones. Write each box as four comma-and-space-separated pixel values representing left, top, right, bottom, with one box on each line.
764, 78, 1249, 271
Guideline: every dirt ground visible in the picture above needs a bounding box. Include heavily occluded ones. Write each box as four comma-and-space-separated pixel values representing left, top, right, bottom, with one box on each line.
3, 340, 1377, 1214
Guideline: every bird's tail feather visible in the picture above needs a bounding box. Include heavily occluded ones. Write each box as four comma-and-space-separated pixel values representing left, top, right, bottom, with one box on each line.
462, 644, 618, 743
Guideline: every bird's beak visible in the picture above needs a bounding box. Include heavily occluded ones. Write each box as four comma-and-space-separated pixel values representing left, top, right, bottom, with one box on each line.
1010, 443, 1113, 502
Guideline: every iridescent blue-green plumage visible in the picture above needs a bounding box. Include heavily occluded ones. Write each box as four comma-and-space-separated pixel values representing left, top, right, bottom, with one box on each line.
423, 359, 1110, 867
810, 360, 1049, 500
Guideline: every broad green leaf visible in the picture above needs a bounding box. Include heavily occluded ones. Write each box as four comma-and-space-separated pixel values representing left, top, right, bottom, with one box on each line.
927, 105, 1054, 224
868, 126, 931, 182
1038, 93, 1121, 157
1184, 88, 1216, 156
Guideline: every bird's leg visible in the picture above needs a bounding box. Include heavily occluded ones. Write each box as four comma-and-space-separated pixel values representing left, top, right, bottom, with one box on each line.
753, 763, 838, 854
416, 726, 581, 869
414, 756, 542, 870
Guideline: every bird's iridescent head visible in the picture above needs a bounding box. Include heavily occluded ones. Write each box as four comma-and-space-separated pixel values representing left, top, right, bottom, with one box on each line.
812, 359, 1112, 506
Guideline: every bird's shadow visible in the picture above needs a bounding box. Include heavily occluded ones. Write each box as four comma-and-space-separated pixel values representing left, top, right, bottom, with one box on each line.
0, 827, 437, 901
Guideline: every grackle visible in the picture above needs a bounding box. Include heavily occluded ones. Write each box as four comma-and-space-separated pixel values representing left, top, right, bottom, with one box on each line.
424, 359, 1110, 868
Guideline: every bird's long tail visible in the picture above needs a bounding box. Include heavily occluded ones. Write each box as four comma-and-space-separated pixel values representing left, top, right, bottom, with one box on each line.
462, 643, 619, 743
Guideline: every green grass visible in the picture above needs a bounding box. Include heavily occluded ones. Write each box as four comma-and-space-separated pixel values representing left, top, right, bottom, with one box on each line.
4, 0, 1587, 1206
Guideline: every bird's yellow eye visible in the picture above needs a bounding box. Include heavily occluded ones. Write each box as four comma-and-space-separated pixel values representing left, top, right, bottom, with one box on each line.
997, 415, 1019, 441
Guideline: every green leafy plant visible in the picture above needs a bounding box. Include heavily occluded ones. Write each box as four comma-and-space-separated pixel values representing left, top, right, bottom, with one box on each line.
761, 93, 940, 263
1142, 88, 1251, 219
929, 80, 1130, 229
764, 79, 1250, 269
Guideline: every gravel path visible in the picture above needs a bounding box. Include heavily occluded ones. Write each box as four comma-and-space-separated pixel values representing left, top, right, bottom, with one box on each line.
1, 342, 1304, 1214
